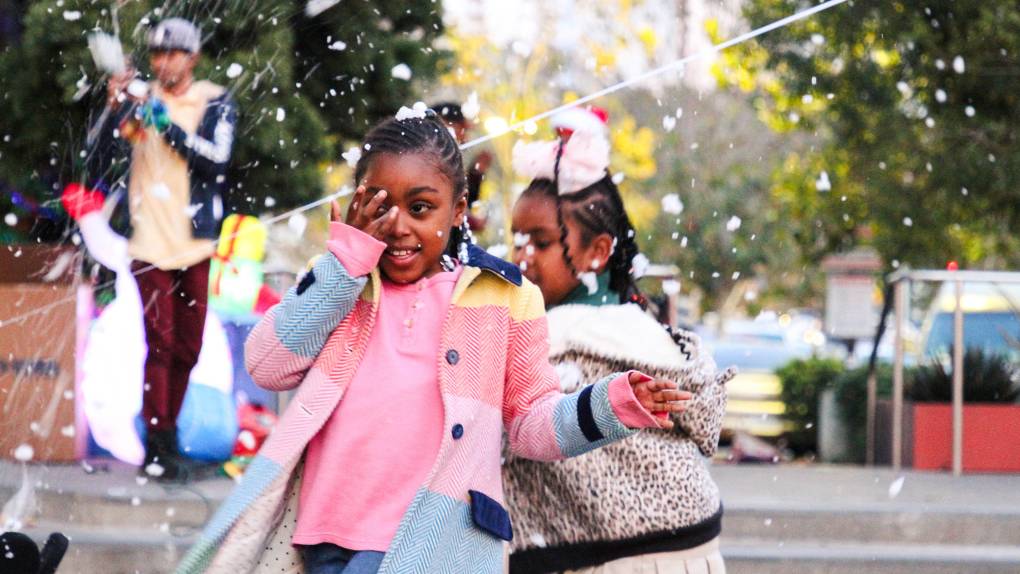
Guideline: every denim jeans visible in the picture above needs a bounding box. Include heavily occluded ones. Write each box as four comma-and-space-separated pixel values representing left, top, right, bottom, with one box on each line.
300, 543, 385, 574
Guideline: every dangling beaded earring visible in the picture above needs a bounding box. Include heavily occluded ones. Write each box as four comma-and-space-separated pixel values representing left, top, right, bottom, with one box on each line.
441, 253, 456, 272
457, 219, 474, 265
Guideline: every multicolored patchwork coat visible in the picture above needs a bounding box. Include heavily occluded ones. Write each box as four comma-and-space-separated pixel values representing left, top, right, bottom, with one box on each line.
175, 244, 657, 574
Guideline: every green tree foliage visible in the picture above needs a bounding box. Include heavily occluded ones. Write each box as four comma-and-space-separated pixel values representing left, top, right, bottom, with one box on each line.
293, 0, 445, 142
0, 0, 445, 230
635, 87, 817, 312
722, 1, 1020, 270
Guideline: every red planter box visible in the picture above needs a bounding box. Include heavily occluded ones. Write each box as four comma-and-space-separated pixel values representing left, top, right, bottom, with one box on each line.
912, 403, 1020, 472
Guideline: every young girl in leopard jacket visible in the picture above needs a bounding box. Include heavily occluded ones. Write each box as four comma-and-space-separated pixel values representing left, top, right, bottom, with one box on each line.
505, 117, 735, 573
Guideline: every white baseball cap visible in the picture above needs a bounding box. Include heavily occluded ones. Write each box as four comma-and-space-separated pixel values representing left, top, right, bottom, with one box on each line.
147, 18, 201, 54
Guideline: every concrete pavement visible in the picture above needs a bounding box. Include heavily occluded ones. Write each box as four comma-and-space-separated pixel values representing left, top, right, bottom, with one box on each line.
3, 459, 1020, 573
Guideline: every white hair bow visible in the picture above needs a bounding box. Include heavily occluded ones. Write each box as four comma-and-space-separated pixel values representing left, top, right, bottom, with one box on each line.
511, 131, 611, 195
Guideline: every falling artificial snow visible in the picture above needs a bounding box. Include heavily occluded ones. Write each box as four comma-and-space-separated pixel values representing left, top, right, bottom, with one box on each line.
815, 171, 832, 191
461, 92, 480, 120
952, 56, 965, 74
726, 216, 742, 231
0, 0, 870, 363
888, 476, 906, 499
13, 444, 33, 462
305, 0, 342, 18
226, 63, 244, 79
276, 108, 286, 122
328, 41, 347, 52
342, 145, 362, 168
487, 244, 510, 259
631, 253, 650, 279
578, 272, 599, 295
150, 182, 170, 200
288, 213, 308, 237
391, 63, 413, 81
661, 193, 684, 215
145, 463, 166, 478
63, 10, 82, 21
395, 101, 429, 120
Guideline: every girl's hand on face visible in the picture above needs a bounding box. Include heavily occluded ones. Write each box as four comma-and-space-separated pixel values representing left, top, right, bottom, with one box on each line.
628, 372, 692, 430
345, 185, 398, 242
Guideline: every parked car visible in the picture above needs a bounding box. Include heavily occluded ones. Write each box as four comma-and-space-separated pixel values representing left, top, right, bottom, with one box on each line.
920, 282, 1020, 361
708, 337, 801, 440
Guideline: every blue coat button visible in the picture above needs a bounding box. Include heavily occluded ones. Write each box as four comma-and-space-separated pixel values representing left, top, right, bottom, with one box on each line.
452, 424, 464, 439
445, 349, 460, 365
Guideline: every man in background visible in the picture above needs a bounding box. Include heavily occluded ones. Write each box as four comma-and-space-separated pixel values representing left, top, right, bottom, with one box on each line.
87, 17, 237, 481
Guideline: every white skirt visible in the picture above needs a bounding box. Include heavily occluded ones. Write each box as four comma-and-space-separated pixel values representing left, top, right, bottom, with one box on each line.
562, 537, 725, 574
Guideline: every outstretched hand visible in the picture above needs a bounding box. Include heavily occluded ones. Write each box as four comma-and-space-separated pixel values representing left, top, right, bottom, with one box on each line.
628, 372, 691, 430
343, 185, 397, 241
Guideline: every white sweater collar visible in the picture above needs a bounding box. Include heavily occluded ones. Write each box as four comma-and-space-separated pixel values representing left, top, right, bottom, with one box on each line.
546, 303, 689, 370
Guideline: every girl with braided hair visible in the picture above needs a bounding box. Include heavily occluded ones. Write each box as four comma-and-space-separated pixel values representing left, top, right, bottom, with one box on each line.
506, 120, 734, 573
178, 108, 692, 574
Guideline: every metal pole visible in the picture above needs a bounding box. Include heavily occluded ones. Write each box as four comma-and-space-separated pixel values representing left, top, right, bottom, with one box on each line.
952, 280, 965, 476
867, 283, 896, 467
892, 280, 906, 471
866, 370, 876, 466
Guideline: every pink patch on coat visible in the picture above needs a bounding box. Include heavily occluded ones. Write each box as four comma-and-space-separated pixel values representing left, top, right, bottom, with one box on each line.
439, 306, 510, 408
502, 316, 560, 425
505, 394, 563, 462
427, 396, 505, 503
258, 365, 340, 464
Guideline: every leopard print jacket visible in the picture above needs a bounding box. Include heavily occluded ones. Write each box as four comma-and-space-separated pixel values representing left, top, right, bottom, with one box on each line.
503, 303, 734, 572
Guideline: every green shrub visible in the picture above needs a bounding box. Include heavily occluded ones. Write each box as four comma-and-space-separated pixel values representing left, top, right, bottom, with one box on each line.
777, 357, 845, 453
833, 363, 894, 463
908, 348, 1020, 403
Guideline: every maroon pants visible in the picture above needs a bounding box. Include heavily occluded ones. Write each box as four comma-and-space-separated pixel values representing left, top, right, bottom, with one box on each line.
132, 259, 210, 432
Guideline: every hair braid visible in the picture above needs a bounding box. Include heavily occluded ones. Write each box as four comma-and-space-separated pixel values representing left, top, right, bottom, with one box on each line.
551, 141, 579, 276
521, 172, 645, 307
